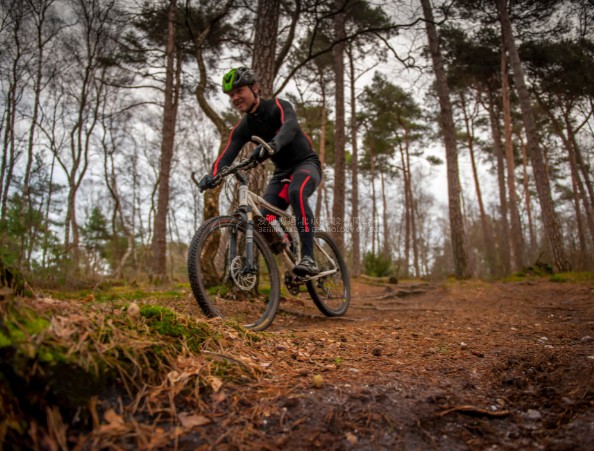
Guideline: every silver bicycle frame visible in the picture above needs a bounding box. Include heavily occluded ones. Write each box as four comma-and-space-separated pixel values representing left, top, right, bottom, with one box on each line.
239, 184, 339, 280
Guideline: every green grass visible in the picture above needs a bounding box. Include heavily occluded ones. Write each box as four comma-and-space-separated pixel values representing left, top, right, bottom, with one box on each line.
47, 286, 188, 303
549, 272, 594, 283
207, 284, 229, 296
502, 271, 594, 284
502, 274, 529, 283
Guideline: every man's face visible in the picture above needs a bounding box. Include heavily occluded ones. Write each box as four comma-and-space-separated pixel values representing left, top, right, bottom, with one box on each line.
227, 85, 257, 113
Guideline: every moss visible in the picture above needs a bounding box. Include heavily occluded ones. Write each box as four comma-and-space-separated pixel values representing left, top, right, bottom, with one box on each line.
49, 286, 185, 303
0, 308, 110, 433
0, 332, 10, 347
0, 306, 51, 347
139, 305, 219, 352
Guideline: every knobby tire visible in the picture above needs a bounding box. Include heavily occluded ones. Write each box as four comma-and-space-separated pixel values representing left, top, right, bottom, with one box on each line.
187, 216, 280, 331
307, 231, 350, 316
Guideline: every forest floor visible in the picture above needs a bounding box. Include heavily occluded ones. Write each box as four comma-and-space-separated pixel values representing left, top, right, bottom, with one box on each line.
2, 275, 594, 450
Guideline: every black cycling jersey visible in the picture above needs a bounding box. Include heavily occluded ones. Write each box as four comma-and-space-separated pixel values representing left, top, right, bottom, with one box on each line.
212, 97, 320, 176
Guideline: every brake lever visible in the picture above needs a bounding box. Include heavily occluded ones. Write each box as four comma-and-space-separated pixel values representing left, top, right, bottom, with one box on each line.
251, 136, 274, 156
191, 171, 201, 187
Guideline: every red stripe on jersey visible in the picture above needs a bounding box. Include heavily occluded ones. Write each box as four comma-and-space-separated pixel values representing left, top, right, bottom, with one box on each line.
275, 98, 285, 124
299, 176, 312, 232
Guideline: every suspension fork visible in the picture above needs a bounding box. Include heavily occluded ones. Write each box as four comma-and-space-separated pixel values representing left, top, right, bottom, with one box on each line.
236, 172, 257, 273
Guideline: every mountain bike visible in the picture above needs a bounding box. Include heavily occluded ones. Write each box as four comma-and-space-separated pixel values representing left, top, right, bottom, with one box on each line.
188, 136, 350, 331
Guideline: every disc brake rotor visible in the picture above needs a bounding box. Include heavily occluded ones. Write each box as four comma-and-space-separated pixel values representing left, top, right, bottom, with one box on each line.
230, 256, 257, 290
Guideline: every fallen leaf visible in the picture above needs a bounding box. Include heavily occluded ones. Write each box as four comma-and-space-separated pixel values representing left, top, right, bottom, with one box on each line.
104, 409, 124, 425
212, 391, 227, 404
127, 302, 140, 319
178, 413, 211, 429
345, 432, 358, 444
98, 409, 128, 434
208, 376, 223, 392
147, 427, 169, 448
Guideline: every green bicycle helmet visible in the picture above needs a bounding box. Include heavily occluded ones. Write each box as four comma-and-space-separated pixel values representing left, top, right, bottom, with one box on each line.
222, 66, 257, 93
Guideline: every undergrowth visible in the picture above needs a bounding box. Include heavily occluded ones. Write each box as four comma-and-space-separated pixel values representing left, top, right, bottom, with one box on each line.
503, 271, 594, 284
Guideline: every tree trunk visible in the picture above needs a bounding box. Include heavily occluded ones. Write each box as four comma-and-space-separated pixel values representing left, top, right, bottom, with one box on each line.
348, 47, 361, 276
460, 93, 496, 276
565, 115, 594, 247
484, 89, 512, 275
1, 84, 17, 221
399, 143, 411, 277
252, 0, 280, 97
151, 0, 178, 278
501, 48, 525, 270
380, 171, 389, 257
331, 0, 347, 251
572, 135, 594, 211
190, 5, 232, 222
1, 10, 23, 221
539, 96, 594, 250
404, 129, 420, 278
370, 144, 377, 256
315, 96, 327, 220
569, 148, 588, 267
24, 0, 54, 204
41, 154, 57, 270
249, 0, 282, 194
496, 0, 570, 272
420, 0, 469, 278
102, 124, 135, 279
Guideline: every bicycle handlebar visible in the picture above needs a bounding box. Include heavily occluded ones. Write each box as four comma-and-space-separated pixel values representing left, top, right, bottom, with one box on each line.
251, 136, 275, 157
192, 136, 275, 192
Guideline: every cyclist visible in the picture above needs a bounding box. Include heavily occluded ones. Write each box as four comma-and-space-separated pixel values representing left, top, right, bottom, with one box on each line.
199, 66, 322, 277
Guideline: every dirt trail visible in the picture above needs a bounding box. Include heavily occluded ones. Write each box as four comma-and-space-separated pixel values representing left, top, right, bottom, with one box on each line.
180, 278, 594, 450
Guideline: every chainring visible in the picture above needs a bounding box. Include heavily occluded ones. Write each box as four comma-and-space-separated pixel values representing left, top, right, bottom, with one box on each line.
284, 271, 302, 295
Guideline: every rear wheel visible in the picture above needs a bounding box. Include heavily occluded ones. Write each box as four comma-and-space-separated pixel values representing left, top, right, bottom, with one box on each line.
306, 231, 350, 316
187, 216, 280, 331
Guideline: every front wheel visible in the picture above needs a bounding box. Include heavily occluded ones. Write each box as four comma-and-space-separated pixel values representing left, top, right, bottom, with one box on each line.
307, 231, 350, 316
187, 216, 281, 331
